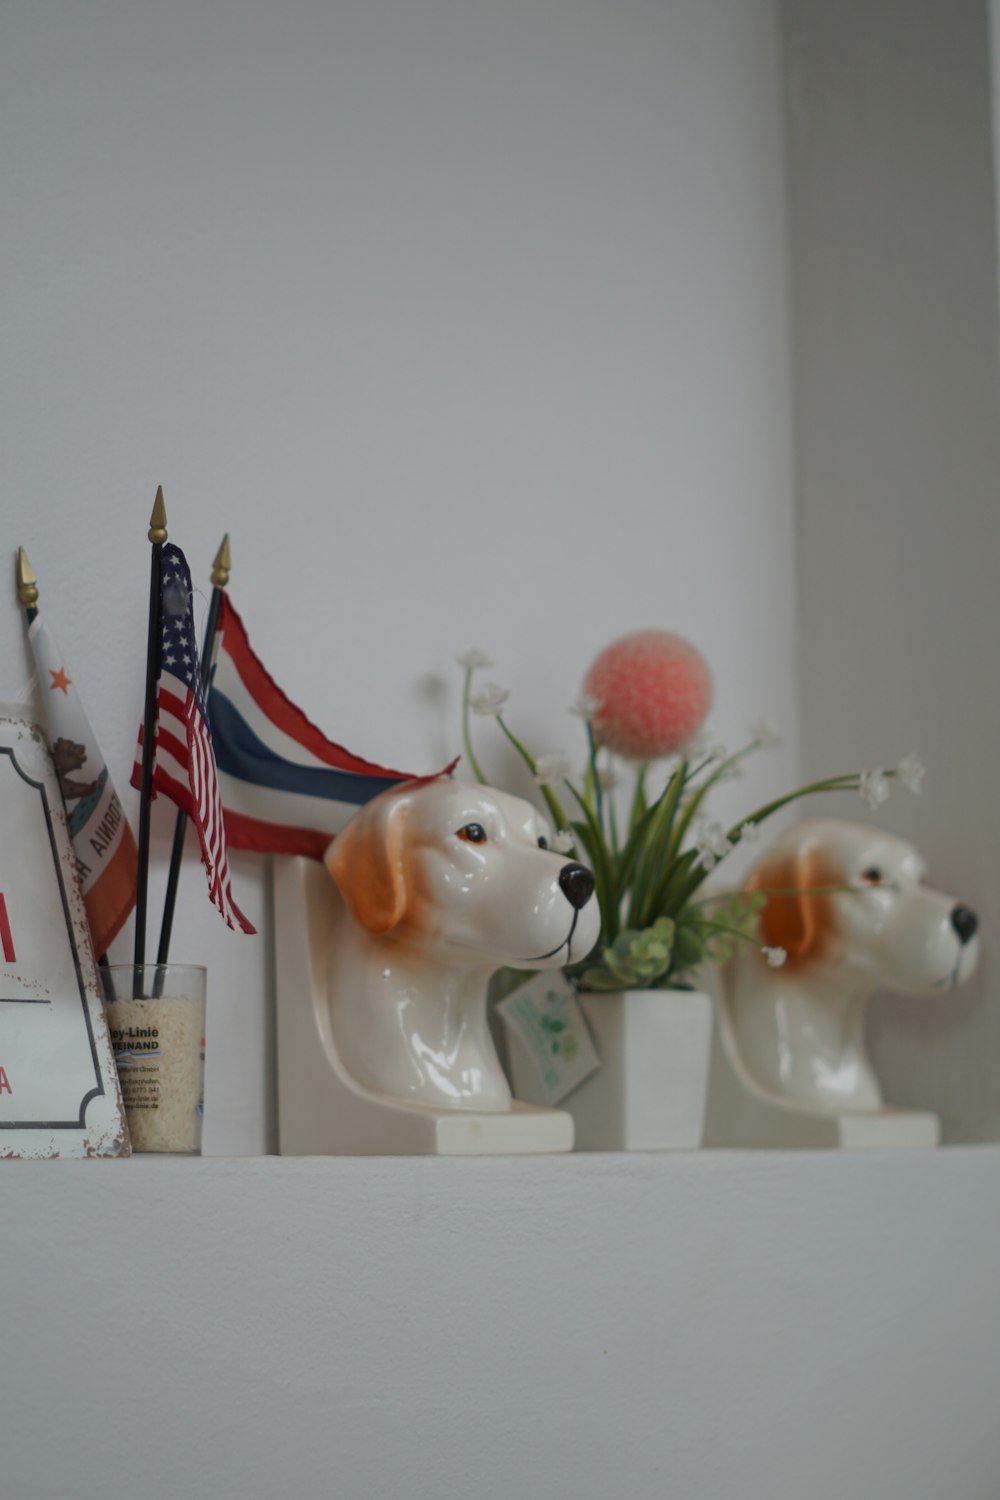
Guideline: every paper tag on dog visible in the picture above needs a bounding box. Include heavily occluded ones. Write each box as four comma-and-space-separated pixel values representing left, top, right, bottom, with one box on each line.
497, 973, 600, 1106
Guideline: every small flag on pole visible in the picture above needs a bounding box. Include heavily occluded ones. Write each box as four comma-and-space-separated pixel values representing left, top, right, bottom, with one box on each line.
209, 595, 449, 859
26, 613, 138, 957
130, 543, 255, 935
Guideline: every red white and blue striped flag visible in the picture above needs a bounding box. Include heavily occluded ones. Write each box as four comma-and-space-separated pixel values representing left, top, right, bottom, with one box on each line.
208, 596, 437, 860
131, 544, 255, 934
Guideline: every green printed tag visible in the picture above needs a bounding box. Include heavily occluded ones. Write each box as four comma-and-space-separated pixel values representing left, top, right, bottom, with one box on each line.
497, 973, 600, 1106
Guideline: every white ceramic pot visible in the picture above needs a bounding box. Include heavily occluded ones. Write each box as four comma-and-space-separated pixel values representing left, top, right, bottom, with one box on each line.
567, 989, 714, 1151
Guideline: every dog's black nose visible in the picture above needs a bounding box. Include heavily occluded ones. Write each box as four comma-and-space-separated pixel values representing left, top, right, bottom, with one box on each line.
951, 905, 979, 945
559, 862, 595, 910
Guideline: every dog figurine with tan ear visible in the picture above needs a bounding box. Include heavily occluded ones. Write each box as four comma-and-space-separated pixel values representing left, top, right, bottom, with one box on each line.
323, 776, 601, 1113
724, 820, 979, 1113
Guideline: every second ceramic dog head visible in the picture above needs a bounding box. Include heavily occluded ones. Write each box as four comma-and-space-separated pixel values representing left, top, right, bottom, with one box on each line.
744, 819, 979, 994
727, 819, 979, 1111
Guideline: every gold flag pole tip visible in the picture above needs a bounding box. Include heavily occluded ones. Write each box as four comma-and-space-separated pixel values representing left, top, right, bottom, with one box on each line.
16, 547, 39, 610
148, 486, 168, 545
211, 533, 232, 590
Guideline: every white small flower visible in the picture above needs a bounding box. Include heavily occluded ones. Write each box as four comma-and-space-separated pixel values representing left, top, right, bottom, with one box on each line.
469, 682, 510, 717
534, 751, 570, 787
763, 946, 787, 968
749, 718, 782, 750
597, 765, 620, 792
709, 744, 729, 764
694, 820, 733, 871
896, 752, 926, 796
569, 691, 601, 719
739, 821, 760, 845
455, 647, 494, 672
551, 830, 575, 854
859, 768, 891, 811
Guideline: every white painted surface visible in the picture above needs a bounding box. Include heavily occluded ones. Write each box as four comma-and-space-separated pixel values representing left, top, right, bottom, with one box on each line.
0, 0, 797, 1154
783, 0, 1000, 1140
3, 1150, 1000, 1499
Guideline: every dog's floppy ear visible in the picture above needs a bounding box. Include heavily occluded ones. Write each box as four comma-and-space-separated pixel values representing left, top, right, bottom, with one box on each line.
745, 845, 836, 965
326, 791, 411, 934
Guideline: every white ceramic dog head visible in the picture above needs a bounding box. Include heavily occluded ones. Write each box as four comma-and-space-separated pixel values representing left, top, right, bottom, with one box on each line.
745, 819, 979, 994
320, 778, 601, 1113
725, 819, 980, 1114
326, 777, 601, 972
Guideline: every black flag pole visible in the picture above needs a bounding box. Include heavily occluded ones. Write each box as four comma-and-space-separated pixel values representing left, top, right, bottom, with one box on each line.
134, 487, 167, 992
155, 533, 231, 968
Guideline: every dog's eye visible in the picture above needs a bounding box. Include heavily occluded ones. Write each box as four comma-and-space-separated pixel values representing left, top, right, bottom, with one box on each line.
862, 866, 883, 884
537, 836, 549, 850
457, 823, 487, 844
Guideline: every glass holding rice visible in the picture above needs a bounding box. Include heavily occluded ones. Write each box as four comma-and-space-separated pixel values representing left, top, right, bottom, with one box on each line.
101, 964, 206, 1153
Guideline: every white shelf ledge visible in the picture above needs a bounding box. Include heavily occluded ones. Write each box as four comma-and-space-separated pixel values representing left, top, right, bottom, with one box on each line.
5, 1147, 1000, 1500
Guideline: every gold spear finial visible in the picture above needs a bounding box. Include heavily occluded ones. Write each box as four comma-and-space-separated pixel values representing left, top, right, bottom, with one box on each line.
210, 533, 232, 590
148, 485, 168, 544
16, 546, 39, 610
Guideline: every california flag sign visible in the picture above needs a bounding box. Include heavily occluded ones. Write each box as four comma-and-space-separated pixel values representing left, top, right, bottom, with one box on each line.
28, 616, 137, 958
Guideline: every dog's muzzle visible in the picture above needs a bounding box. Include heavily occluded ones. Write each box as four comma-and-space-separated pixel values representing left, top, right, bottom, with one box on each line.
524, 863, 596, 963
559, 863, 595, 910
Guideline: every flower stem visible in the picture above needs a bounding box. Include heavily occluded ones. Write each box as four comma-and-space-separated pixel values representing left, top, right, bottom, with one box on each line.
628, 764, 648, 837
669, 773, 868, 913
461, 669, 489, 785
495, 715, 568, 829
586, 720, 604, 833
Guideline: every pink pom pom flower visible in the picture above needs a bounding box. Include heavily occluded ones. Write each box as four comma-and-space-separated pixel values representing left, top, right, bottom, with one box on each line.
583, 630, 713, 762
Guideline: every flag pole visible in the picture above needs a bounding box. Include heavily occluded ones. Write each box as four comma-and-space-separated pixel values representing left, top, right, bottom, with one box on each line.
134, 488, 167, 991
155, 532, 231, 968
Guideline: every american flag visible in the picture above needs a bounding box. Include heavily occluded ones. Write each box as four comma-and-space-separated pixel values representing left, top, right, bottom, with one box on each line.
131, 542, 255, 935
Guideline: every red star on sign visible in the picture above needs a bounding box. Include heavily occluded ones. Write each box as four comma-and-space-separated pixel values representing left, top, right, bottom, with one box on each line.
48, 667, 72, 695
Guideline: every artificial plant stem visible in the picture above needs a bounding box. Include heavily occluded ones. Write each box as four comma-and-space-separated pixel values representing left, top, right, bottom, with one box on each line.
722, 774, 864, 844
627, 761, 686, 930
628, 764, 648, 837
646, 745, 763, 919
692, 883, 873, 904
668, 774, 868, 914
586, 720, 604, 832
613, 803, 658, 908
683, 914, 771, 948
565, 778, 616, 940
461, 670, 489, 785
494, 715, 568, 829
666, 741, 762, 869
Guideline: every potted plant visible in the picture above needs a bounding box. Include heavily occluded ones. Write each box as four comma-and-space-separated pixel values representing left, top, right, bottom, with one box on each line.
457, 632, 924, 1149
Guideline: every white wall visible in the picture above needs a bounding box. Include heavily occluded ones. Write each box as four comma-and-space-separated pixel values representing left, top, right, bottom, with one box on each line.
783, 0, 1000, 1140
0, 0, 798, 1153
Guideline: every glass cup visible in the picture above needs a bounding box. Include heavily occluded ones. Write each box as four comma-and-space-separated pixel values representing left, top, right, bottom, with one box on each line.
100, 964, 206, 1154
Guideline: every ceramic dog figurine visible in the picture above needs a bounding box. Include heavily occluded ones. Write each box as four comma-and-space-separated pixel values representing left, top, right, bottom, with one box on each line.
725, 820, 979, 1112
324, 777, 601, 1112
